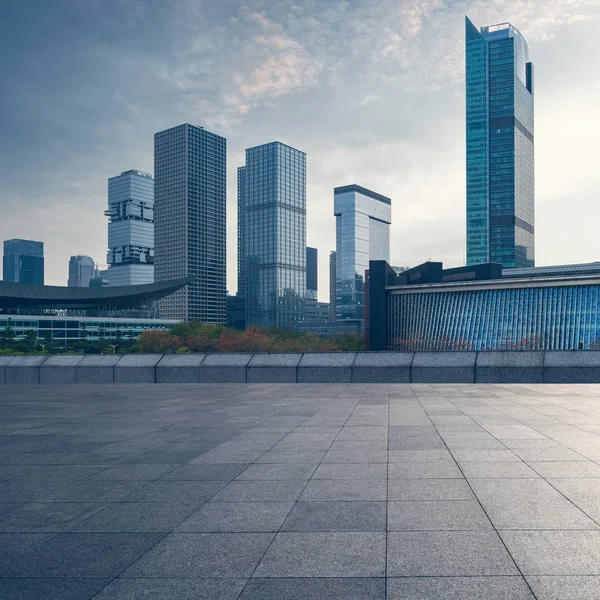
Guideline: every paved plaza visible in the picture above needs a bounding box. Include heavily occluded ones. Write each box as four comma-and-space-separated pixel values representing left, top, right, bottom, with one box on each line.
2, 384, 600, 598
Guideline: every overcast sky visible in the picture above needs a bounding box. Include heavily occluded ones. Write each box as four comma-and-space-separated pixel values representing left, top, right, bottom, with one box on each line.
1, 0, 599, 299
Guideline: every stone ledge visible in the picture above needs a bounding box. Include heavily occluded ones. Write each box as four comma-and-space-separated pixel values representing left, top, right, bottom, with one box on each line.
476, 351, 544, 384
5, 355, 49, 384
156, 354, 206, 383
40, 355, 85, 384
412, 352, 475, 384
4, 351, 600, 384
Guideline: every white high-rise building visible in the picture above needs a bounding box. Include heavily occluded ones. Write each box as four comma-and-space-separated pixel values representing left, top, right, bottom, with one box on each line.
334, 184, 391, 322
106, 170, 154, 287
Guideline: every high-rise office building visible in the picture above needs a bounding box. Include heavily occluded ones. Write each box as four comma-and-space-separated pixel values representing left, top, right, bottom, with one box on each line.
106, 170, 154, 286
466, 17, 535, 268
306, 247, 318, 300
68, 255, 97, 287
329, 250, 336, 321
334, 185, 391, 321
154, 124, 226, 323
237, 166, 247, 298
243, 142, 306, 328
3, 239, 44, 284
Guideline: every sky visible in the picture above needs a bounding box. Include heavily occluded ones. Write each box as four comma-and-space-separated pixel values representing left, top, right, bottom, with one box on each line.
1, 0, 600, 301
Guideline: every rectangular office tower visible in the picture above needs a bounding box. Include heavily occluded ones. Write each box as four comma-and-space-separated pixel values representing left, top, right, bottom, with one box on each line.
3, 239, 44, 284
242, 142, 306, 328
466, 17, 535, 268
68, 255, 97, 287
306, 247, 318, 300
106, 170, 154, 287
334, 185, 391, 321
154, 124, 226, 323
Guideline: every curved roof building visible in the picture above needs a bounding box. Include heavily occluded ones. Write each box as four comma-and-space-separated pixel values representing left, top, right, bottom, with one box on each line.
0, 277, 192, 311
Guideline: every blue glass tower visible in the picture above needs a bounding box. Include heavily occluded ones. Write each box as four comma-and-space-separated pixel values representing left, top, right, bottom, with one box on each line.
242, 142, 306, 329
466, 17, 535, 268
3, 239, 44, 284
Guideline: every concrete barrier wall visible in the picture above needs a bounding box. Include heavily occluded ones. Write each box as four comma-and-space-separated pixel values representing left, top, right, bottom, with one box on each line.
2, 352, 600, 384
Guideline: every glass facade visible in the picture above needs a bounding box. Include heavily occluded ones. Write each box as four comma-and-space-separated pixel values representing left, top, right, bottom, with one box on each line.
335, 185, 391, 321
2, 239, 44, 284
68, 255, 97, 288
237, 166, 247, 298
243, 142, 306, 329
466, 18, 535, 269
106, 170, 154, 286
0, 315, 177, 347
154, 124, 227, 323
306, 246, 318, 300
388, 281, 600, 351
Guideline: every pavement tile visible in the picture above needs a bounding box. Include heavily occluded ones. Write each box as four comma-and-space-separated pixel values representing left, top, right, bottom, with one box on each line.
212, 480, 307, 502
500, 531, 600, 575
388, 478, 475, 501
124, 480, 227, 506
235, 463, 317, 480
526, 576, 600, 599
281, 501, 386, 532
239, 577, 385, 599
387, 577, 534, 599
0, 578, 110, 600
1, 532, 163, 577
387, 500, 492, 531
0, 502, 106, 532
123, 533, 274, 577
71, 502, 197, 532
388, 461, 463, 479
161, 463, 250, 480
300, 479, 387, 501
254, 532, 386, 577
92, 578, 246, 599
176, 501, 294, 532
387, 531, 519, 576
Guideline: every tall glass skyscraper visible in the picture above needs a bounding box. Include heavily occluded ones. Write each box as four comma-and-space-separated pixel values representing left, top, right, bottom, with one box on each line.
306, 247, 318, 300
466, 17, 535, 268
106, 170, 154, 286
3, 239, 44, 284
154, 124, 227, 323
334, 185, 391, 321
242, 142, 306, 329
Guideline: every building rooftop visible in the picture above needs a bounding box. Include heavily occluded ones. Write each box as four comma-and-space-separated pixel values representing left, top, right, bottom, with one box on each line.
1, 383, 599, 597
334, 184, 391, 205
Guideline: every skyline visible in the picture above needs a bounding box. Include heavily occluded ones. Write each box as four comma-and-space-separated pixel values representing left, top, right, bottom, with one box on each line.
1, 1, 600, 301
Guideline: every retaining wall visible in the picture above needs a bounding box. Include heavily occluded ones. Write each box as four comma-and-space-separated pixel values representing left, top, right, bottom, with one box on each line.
2, 352, 600, 384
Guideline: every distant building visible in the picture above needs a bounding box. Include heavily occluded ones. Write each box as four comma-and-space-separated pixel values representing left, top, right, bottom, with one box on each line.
243, 141, 307, 329
305, 299, 329, 322
296, 319, 363, 337
154, 124, 227, 323
226, 295, 246, 331
0, 277, 190, 347
466, 17, 535, 268
306, 247, 318, 300
2, 239, 44, 284
68, 255, 97, 287
329, 251, 336, 321
89, 269, 108, 288
106, 170, 154, 287
334, 185, 391, 322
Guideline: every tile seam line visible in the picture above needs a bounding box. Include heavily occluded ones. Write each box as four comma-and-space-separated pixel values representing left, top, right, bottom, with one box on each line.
413, 393, 540, 600
81, 384, 337, 596
232, 384, 377, 598
452, 390, 600, 529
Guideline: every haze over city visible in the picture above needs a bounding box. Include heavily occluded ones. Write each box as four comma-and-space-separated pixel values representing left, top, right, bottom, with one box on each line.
1, 0, 599, 298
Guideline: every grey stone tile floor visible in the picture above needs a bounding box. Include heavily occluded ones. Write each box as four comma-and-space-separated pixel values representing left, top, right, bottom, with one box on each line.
3, 384, 600, 598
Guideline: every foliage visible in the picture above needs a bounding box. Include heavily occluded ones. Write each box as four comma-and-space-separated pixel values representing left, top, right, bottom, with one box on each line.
137, 322, 365, 354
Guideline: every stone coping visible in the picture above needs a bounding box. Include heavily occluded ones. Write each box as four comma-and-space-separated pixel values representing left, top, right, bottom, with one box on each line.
1, 351, 600, 383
